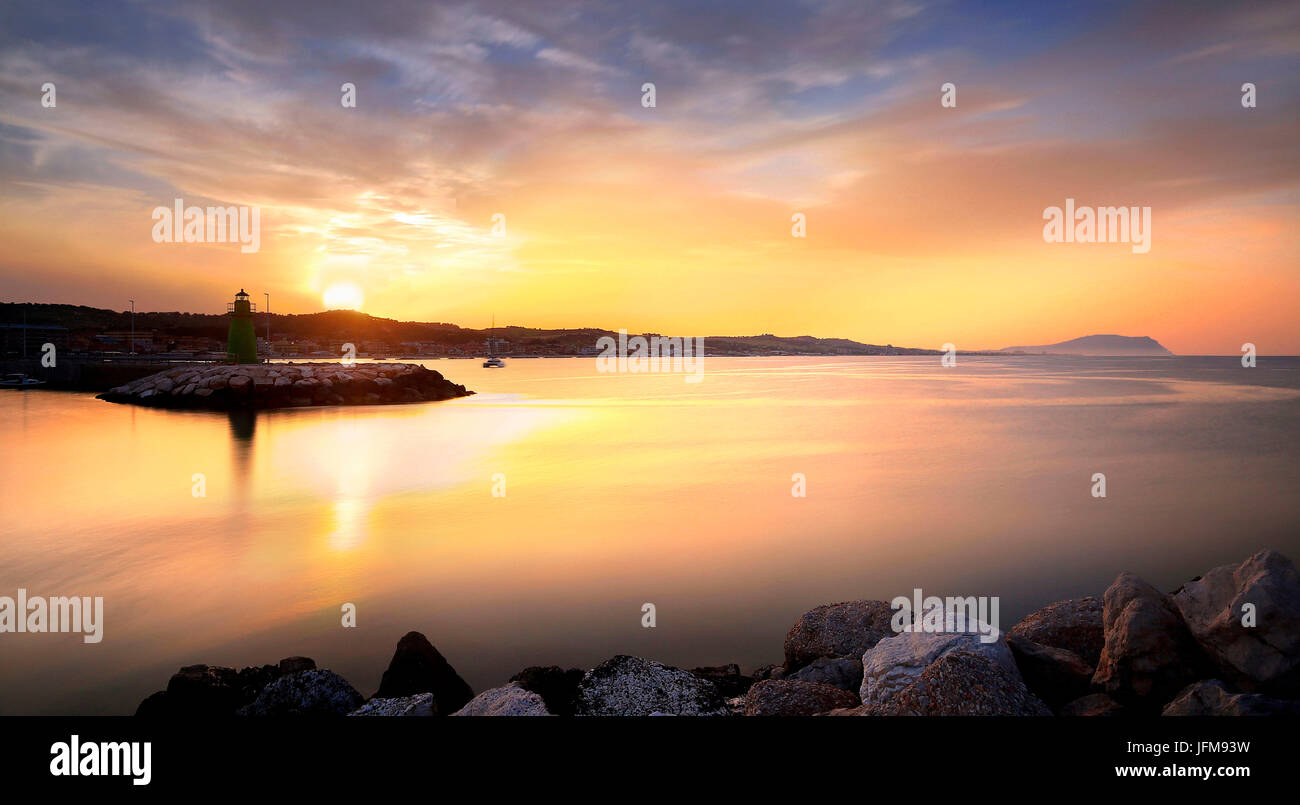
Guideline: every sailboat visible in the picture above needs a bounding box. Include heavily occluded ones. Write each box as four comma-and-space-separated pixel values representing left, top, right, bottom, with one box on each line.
483, 315, 505, 368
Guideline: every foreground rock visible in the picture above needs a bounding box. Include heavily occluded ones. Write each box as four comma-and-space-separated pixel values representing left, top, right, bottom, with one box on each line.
1008, 597, 1105, 667
1092, 572, 1208, 709
509, 666, 585, 716
1161, 679, 1300, 716
98, 362, 472, 410
859, 613, 1018, 708
135, 657, 316, 717
788, 656, 863, 693
870, 651, 1051, 716
1060, 693, 1124, 717
1172, 550, 1300, 694
784, 600, 895, 672
349, 693, 436, 717
1007, 634, 1093, 711
238, 669, 364, 716
373, 631, 473, 715
576, 655, 728, 716
451, 683, 552, 716
744, 679, 858, 716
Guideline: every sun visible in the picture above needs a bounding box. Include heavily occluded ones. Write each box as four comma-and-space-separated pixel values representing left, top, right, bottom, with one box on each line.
322, 282, 364, 311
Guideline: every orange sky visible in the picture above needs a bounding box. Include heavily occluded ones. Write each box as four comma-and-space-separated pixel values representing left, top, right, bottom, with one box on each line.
0, 1, 1297, 354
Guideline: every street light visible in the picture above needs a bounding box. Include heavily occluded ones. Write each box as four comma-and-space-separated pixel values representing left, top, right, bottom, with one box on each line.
129, 299, 135, 355
264, 293, 270, 354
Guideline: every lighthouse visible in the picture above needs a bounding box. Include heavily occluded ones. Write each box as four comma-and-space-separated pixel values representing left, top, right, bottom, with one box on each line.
226, 289, 259, 364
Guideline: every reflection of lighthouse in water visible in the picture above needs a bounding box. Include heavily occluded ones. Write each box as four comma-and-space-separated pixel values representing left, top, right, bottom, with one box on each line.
226, 289, 258, 364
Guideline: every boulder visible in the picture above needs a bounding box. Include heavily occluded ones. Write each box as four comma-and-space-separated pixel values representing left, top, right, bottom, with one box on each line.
348, 693, 436, 716
575, 655, 728, 716
373, 631, 473, 715
752, 664, 786, 682
508, 666, 584, 717
1092, 572, 1208, 708
784, 600, 896, 671
788, 656, 863, 693
238, 669, 364, 716
859, 612, 1018, 708
1006, 633, 1093, 710
1161, 679, 1300, 716
743, 679, 858, 716
1171, 550, 1300, 694
451, 683, 552, 716
1009, 597, 1104, 667
134, 659, 300, 717
870, 650, 1051, 716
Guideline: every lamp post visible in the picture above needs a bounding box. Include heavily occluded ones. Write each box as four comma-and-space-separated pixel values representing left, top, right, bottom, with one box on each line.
129, 299, 135, 355
264, 293, 271, 354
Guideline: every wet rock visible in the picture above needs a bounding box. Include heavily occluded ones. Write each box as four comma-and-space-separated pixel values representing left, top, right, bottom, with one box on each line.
238, 669, 364, 716
743, 679, 859, 716
689, 664, 754, 698
451, 683, 552, 716
859, 612, 1018, 708
348, 693, 436, 717
1007, 633, 1094, 710
135, 661, 288, 717
1008, 597, 1105, 667
788, 656, 863, 693
1162, 679, 1300, 716
1171, 550, 1300, 694
509, 666, 584, 716
784, 600, 896, 672
870, 650, 1051, 716
576, 655, 728, 716
1092, 572, 1208, 709
97, 362, 473, 410
373, 631, 473, 715
1059, 693, 1124, 717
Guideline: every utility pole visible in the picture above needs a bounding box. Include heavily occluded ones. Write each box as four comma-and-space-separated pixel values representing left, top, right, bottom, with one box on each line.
264, 293, 271, 353
129, 299, 135, 355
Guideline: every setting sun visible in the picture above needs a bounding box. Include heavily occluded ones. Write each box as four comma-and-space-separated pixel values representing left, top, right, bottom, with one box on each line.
322, 283, 364, 311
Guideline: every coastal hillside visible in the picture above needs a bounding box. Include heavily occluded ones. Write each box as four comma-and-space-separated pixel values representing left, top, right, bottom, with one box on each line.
1000, 334, 1174, 356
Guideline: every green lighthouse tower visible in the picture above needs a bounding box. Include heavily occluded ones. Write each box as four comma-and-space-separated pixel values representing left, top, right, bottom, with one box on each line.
226, 289, 259, 364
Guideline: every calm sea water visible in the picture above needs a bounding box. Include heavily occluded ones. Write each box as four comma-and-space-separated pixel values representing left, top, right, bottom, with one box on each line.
2, 355, 1299, 714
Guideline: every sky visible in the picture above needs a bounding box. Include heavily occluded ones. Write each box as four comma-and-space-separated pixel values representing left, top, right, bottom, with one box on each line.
0, 0, 1296, 354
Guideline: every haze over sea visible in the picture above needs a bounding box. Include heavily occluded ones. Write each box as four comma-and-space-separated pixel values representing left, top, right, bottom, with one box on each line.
2, 355, 1298, 714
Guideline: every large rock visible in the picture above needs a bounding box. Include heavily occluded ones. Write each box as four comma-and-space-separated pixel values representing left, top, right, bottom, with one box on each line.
509, 666, 585, 716
743, 679, 858, 716
870, 650, 1051, 716
1172, 550, 1300, 694
1008, 597, 1104, 667
784, 600, 895, 671
859, 612, 1018, 708
134, 657, 316, 717
373, 631, 473, 714
1161, 679, 1300, 716
348, 693, 436, 716
451, 683, 552, 716
788, 656, 863, 693
1007, 633, 1093, 710
238, 669, 364, 716
1092, 572, 1208, 708
575, 655, 728, 716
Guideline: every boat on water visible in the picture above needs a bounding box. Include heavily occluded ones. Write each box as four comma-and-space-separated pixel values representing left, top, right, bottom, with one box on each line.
483, 315, 505, 368
0, 373, 45, 388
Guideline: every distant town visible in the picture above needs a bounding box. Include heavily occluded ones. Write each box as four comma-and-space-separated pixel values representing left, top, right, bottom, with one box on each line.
1, 301, 960, 360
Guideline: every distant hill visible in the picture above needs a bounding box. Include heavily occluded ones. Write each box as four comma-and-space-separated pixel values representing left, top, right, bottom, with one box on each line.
1000, 334, 1174, 356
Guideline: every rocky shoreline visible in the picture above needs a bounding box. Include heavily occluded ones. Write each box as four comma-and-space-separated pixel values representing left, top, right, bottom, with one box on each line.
135, 549, 1300, 716
97, 362, 472, 410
